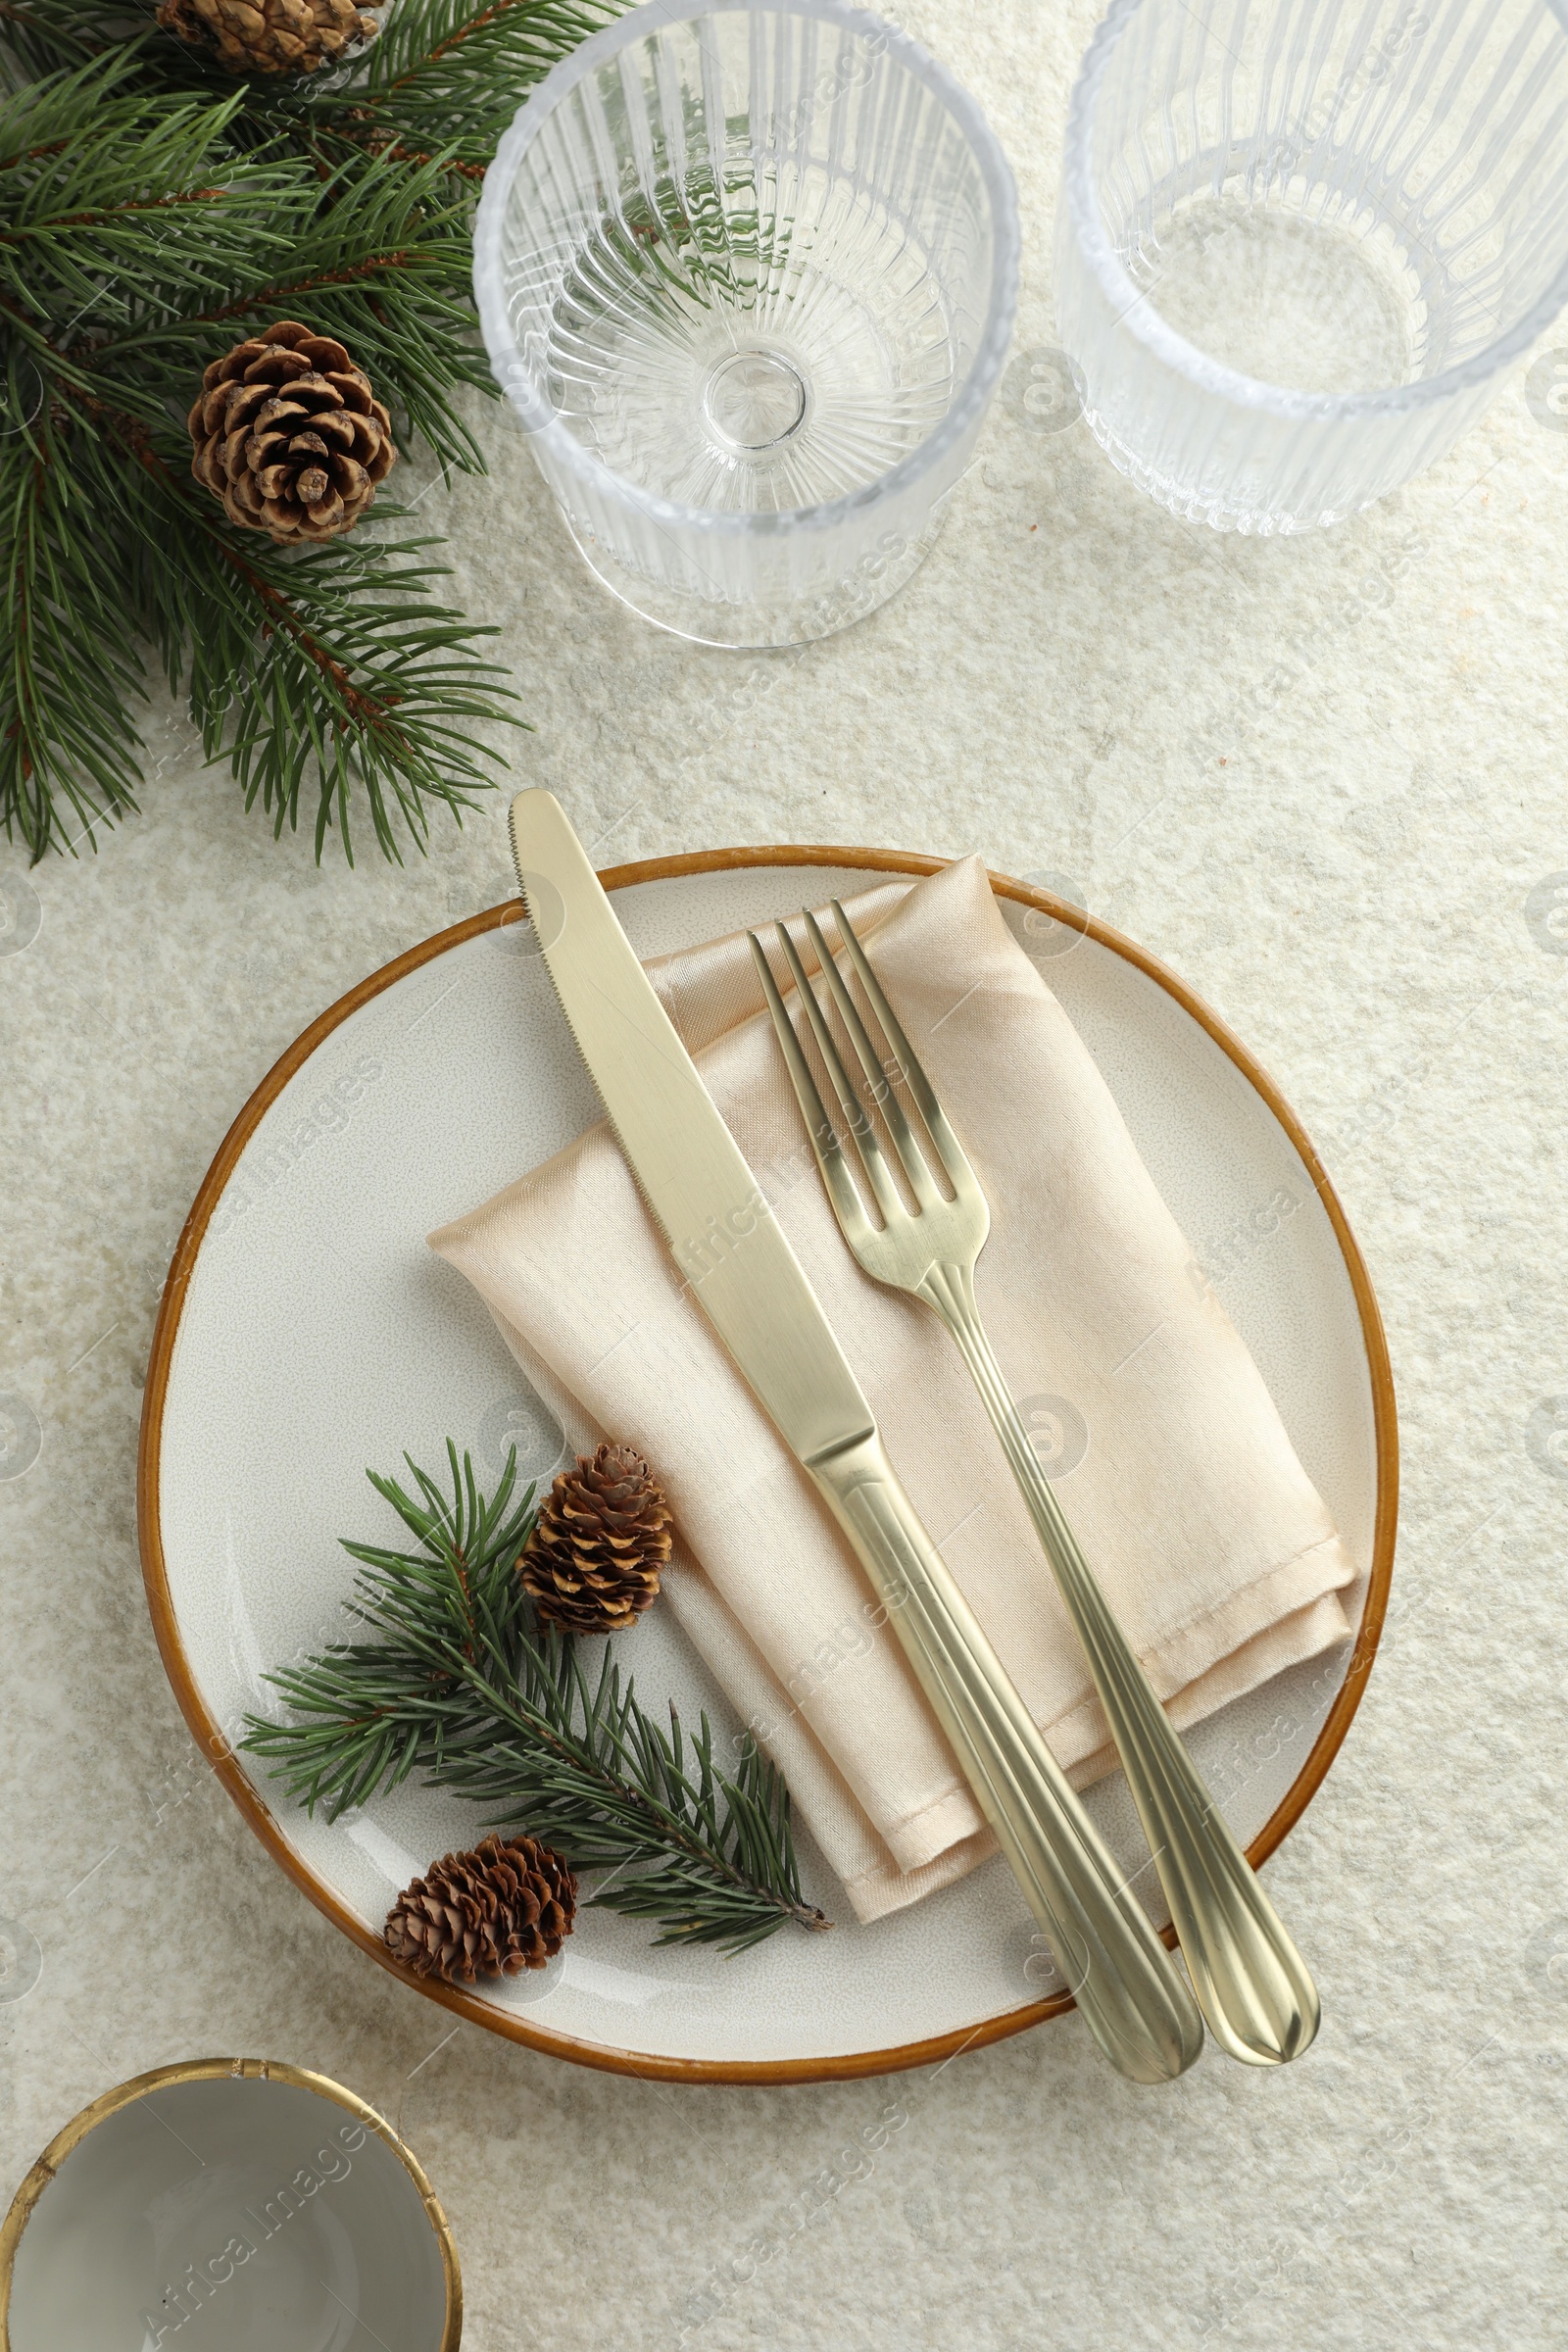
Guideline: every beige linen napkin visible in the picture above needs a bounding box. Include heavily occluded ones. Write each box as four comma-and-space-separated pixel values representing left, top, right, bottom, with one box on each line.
430, 857, 1356, 1924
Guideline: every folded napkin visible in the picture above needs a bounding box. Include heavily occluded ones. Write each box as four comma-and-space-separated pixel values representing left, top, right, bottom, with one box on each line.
430, 857, 1357, 1924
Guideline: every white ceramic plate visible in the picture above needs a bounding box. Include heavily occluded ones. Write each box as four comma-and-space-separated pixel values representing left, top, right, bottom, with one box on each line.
140, 852, 1395, 2082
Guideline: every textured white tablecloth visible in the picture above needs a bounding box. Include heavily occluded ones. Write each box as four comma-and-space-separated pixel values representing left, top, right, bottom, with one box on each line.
4, 4, 1567, 2346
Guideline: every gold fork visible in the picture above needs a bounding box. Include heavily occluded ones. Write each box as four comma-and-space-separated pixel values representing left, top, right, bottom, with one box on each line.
749, 902, 1321, 2068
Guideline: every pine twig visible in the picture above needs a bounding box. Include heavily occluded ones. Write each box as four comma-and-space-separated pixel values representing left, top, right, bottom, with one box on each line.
0, 0, 618, 865
2, 386, 517, 860
240, 1445, 831, 1954
0, 397, 145, 856
311, 0, 615, 180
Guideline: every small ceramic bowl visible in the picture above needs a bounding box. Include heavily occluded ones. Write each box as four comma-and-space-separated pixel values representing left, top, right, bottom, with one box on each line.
0, 2058, 461, 2351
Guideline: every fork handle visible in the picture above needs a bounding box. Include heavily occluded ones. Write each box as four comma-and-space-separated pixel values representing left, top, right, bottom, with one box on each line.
921, 1262, 1320, 2068
808, 1431, 1203, 2084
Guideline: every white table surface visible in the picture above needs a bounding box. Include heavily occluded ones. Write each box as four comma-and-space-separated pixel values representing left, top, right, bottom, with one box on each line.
5, 3, 1568, 2345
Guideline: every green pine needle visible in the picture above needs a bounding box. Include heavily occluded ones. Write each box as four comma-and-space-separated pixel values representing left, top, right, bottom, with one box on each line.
1, 0, 615, 862
240, 1445, 832, 1954
320, 0, 616, 180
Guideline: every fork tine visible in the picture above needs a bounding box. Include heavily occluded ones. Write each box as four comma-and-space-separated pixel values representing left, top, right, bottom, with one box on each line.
747, 933, 875, 1250
802, 908, 944, 1212
769, 920, 904, 1228
828, 900, 977, 1193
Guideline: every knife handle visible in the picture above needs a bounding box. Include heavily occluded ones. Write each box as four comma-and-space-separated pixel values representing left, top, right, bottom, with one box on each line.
808, 1433, 1205, 2084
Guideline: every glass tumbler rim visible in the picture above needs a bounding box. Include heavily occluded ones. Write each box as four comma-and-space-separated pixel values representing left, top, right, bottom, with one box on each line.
1062, 0, 1568, 421
472, 0, 1021, 541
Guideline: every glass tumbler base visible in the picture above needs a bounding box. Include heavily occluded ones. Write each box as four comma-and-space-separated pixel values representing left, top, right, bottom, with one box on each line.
560, 506, 950, 649
1080, 404, 1374, 535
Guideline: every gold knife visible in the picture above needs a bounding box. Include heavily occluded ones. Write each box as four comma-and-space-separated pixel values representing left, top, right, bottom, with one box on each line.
508, 791, 1204, 2083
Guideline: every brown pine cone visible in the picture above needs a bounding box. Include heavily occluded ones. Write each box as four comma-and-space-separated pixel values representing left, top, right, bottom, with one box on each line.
187, 319, 396, 545
158, 0, 378, 75
384, 1835, 577, 1984
520, 1443, 672, 1635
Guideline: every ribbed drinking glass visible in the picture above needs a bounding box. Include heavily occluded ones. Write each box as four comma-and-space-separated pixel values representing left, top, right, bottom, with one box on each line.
474, 0, 1018, 645
1055, 0, 1568, 532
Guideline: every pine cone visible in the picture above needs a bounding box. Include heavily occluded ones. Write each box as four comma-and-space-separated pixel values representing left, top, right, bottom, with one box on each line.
187, 320, 396, 544
384, 1835, 577, 1984
158, 0, 378, 76
520, 1443, 672, 1635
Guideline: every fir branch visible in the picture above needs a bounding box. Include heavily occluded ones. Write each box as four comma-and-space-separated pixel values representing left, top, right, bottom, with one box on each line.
123, 445, 516, 864
309, 0, 615, 179
0, 393, 144, 854
177, 148, 493, 471
241, 1445, 831, 1953
0, 0, 136, 87
0, 0, 617, 863
69, 143, 492, 470
0, 51, 306, 337
1, 389, 518, 858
